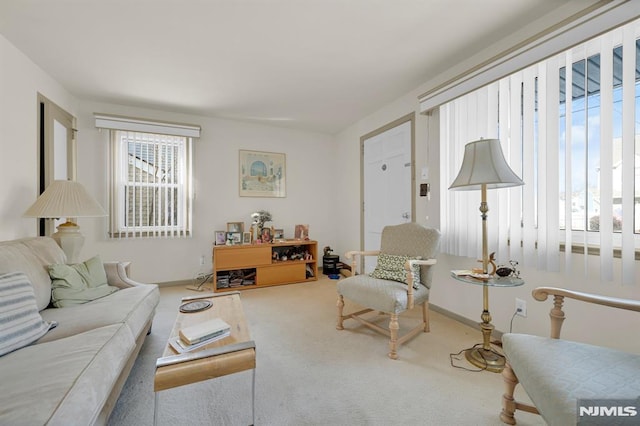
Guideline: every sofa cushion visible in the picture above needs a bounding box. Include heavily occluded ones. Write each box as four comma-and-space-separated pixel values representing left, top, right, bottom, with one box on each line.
49, 255, 118, 308
0, 323, 135, 426
503, 333, 640, 426
0, 271, 53, 356
39, 284, 159, 343
0, 237, 65, 311
370, 253, 421, 288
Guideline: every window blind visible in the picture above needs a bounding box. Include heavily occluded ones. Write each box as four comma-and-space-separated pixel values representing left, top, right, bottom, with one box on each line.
439, 18, 640, 285
96, 114, 197, 239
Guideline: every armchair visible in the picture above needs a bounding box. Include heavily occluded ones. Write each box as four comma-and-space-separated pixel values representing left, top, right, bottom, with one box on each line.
336, 223, 439, 359
500, 287, 640, 425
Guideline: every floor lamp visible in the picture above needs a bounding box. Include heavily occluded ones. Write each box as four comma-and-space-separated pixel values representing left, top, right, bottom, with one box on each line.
449, 138, 524, 371
24, 180, 106, 263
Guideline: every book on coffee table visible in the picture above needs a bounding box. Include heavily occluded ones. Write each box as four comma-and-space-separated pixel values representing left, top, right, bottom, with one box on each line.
179, 317, 231, 345
169, 329, 231, 353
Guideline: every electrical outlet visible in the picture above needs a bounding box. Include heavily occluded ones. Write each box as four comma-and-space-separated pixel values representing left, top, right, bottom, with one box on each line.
515, 298, 527, 317
199, 255, 205, 266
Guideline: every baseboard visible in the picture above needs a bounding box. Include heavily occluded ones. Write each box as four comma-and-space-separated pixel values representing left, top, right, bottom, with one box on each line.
157, 279, 210, 288
430, 303, 504, 340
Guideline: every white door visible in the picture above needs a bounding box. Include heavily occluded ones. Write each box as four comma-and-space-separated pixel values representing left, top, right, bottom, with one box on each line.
362, 117, 413, 273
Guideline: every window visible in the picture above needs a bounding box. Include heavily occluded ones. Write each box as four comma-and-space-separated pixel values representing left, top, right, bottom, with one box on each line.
111, 131, 192, 237
95, 114, 200, 238
439, 18, 640, 285
558, 43, 640, 235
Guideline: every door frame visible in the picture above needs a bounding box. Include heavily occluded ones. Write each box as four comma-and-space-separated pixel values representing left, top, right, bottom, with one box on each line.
360, 112, 416, 252
37, 93, 76, 236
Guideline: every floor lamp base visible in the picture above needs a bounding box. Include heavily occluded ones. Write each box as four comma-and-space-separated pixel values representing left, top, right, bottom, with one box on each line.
465, 346, 505, 373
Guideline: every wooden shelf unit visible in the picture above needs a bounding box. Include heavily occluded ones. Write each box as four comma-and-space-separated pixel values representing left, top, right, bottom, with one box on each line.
212, 240, 318, 292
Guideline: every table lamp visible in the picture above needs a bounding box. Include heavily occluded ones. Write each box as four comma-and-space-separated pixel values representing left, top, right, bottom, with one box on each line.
24, 180, 106, 263
449, 138, 524, 371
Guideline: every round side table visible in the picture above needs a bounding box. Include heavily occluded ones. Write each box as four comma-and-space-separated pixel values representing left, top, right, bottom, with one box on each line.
451, 272, 524, 372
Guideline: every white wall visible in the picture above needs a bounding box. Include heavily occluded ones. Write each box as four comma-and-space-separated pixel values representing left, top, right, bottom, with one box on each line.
76, 101, 337, 284
0, 33, 337, 286
0, 34, 77, 240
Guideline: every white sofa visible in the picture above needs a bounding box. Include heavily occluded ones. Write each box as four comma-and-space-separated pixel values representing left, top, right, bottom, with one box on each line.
0, 237, 159, 425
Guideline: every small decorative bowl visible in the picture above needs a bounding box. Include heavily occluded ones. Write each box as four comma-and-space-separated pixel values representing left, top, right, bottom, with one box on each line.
496, 267, 513, 277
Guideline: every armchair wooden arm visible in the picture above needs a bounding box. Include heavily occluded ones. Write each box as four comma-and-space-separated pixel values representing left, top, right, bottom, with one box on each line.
405, 259, 437, 309
345, 250, 380, 276
532, 286, 640, 339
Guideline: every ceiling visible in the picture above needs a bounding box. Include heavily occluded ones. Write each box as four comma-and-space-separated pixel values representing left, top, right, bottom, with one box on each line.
0, 0, 599, 134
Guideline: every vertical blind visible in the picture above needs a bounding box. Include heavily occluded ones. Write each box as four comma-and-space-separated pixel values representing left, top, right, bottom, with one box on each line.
440, 19, 639, 285
95, 114, 199, 239
110, 131, 192, 238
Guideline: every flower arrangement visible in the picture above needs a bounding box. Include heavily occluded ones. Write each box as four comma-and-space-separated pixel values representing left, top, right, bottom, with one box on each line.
250, 210, 272, 231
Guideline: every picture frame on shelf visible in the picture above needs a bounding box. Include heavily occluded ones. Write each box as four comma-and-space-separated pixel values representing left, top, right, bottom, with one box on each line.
274, 228, 284, 239
214, 230, 227, 245
239, 150, 286, 198
242, 231, 252, 244
227, 232, 242, 245
227, 222, 244, 233
259, 227, 272, 243
294, 224, 309, 240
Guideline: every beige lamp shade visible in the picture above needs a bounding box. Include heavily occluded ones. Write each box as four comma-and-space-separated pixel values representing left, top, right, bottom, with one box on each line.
24, 180, 106, 263
24, 180, 106, 219
449, 139, 524, 191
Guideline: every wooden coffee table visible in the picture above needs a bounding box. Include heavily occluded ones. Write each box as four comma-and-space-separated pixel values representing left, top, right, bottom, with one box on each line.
154, 291, 256, 425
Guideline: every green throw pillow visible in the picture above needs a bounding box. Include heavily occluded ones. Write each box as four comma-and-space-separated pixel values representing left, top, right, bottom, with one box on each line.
369, 253, 421, 288
49, 255, 118, 308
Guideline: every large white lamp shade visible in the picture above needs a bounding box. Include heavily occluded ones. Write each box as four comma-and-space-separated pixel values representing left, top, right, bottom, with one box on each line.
24, 180, 106, 263
449, 138, 524, 191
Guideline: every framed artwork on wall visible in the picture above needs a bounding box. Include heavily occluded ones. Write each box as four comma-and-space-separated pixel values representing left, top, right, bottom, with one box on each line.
239, 150, 286, 197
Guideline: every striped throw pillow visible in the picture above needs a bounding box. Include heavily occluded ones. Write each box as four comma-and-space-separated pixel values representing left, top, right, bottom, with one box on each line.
0, 271, 52, 356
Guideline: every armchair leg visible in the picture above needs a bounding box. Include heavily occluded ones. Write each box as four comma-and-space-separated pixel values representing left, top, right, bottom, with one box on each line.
336, 295, 345, 330
500, 361, 518, 425
388, 313, 399, 360
422, 302, 430, 332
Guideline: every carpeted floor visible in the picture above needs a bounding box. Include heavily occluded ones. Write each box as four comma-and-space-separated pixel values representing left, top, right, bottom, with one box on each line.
108, 276, 544, 426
